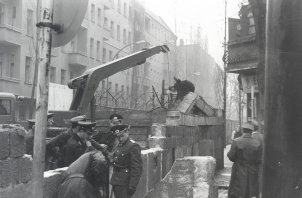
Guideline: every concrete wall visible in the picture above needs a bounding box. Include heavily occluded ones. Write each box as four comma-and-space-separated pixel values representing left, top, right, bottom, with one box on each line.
0, 110, 224, 198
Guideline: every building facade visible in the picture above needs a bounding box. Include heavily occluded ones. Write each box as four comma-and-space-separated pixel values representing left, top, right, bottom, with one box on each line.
0, 0, 176, 111
227, 3, 260, 121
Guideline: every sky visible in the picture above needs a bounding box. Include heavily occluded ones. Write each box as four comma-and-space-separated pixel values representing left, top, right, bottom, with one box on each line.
141, 0, 244, 66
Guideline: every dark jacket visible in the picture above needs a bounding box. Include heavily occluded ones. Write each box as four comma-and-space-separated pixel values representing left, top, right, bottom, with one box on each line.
110, 138, 143, 189
228, 133, 262, 198
57, 151, 108, 198
91, 130, 116, 152
46, 128, 87, 167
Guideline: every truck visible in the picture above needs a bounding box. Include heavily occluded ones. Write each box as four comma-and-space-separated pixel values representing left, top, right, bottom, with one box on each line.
0, 45, 170, 127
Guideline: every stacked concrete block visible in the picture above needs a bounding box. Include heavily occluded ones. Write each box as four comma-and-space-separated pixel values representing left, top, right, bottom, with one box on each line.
0, 125, 33, 198
147, 156, 218, 198
43, 168, 67, 198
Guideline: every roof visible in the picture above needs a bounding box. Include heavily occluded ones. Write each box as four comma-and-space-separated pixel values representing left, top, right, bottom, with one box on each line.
0, 92, 16, 99
145, 9, 176, 38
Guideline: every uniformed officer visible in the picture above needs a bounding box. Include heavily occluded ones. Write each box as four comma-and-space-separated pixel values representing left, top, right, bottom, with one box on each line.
46, 115, 88, 168
110, 124, 143, 198
25, 113, 55, 156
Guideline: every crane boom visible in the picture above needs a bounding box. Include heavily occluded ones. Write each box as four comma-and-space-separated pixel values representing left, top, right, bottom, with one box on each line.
68, 45, 170, 114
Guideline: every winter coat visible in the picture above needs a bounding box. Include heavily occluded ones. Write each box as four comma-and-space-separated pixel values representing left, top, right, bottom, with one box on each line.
228, 133, 262, 198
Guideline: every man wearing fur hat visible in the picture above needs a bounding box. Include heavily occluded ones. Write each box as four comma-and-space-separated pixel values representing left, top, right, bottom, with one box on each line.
228, 122, 262, 198
110, 124, 143, 198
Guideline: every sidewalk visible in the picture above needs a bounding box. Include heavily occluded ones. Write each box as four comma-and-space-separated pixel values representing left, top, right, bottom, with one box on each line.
214, 144, 232, 198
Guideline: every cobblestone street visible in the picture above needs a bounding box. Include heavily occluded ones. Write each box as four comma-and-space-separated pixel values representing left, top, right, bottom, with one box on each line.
214, 144, 232, 198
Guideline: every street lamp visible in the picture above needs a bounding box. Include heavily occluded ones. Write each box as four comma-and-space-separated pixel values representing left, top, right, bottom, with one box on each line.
105, 40, 149, 107
111, 40, 149, 61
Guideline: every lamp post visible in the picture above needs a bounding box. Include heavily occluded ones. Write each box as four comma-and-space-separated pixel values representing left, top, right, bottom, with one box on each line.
105, 40, 149, 107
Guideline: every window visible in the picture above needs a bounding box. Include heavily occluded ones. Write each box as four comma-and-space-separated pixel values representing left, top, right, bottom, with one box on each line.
91, 4, 95, 22
123, 3, 127, 17
115, 83, 118, 94
27, 10, 34, 36
145, 17, 150, 32
25, 57, 32, 84
97, 41, 101, 60
61, 69, 66, 84
109, 50, 113, 61
0, 3, 4, 25
123, 29, 126, 44
117, 0, 121, 13
97, 8, 102, 26
104, 17, 108, 28
50, 66, 56, 83
128, 31, 131, 44
110, 21, 114, 38
117, 25, 120, 41
11, 6, 16, 26
129, 6, 132, 20
121, 85, 124, 94
90, 38, 94, 58
9, 55, 15, 78
0, 54, 3, 77
126, 86, 129, 96
0, 99, 11, 115
70, 40, 76, 52
101, 80, 105, 92
108, 81, 112, 91
102, 48, 107, 63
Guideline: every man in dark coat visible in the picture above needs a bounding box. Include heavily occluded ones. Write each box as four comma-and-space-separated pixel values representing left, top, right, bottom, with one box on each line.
110, 124, 143, 198
228, 122, 262, 198
57, 150, 108, 198
46, 115, 89, 167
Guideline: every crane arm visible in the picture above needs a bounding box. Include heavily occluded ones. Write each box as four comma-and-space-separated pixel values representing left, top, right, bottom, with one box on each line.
68, 45, 170, 114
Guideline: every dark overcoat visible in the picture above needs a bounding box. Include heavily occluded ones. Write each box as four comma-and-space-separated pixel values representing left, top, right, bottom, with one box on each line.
227, 133, 262, 198
57, 151, 108, 198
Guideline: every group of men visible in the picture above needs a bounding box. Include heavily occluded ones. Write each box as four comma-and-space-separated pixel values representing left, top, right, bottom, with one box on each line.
228, 120, 264, 198
25, 113, 143, 198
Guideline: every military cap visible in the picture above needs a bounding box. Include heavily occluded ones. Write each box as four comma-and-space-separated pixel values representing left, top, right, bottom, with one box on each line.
47, 113, 54, 119
111, 124, 130, 136
242, 122, 254, 131
109, 113, 123, 121
27, 119, 35, 128
78, 121, 96, 128
69, 115, 86, 124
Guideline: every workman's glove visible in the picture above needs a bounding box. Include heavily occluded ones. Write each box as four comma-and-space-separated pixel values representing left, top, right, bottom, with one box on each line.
128, 187, 136, 196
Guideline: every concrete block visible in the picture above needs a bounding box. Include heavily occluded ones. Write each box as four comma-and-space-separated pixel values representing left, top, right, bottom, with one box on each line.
166, 111, 181, 126
147, 150, 162, 191
0, 130, 10, 159
14, 156, 32, 184
165, 126, 175, 137
0, 182, 32, 198
151, 123, 166, 137
175, 146, 184, 159
148, 137, 168, 149
0, 158, 12, 188
148, 156, 217, 198
133, 153, 148, 198
44, 168, 66, 198
199, 140, 215, 157
161, 149, 173, 178
9, 129, 26, 158
192, 143, 200, 156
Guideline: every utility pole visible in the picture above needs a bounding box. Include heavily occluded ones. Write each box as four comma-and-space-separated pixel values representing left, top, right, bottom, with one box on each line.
263, 0, 302, 197
31, 0, 41, 99
223, 0, 227, 152
32, 0, 53, 197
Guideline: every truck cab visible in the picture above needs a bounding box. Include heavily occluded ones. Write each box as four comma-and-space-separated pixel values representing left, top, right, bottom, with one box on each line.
0, 92, 16, 124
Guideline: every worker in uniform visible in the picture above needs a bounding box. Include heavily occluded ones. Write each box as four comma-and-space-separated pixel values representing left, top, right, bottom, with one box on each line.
110, 124, 143, 198
228, 122, 262, 198
25, 113, 55, 156
57, 150, 108, 198
46, 115, 90, 167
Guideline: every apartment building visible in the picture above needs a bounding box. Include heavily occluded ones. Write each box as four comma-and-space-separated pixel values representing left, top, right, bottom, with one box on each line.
0, 0, 176, 111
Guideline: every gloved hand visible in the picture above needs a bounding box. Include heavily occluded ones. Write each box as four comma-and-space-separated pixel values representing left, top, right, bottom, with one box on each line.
128, 187, 136, 196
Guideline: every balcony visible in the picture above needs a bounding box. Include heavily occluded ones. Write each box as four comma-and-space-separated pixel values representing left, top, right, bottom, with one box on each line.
227, 35, 259, 73
81, 18, 89, 29
0, 24, 22, 46
68, 51, 89, 68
